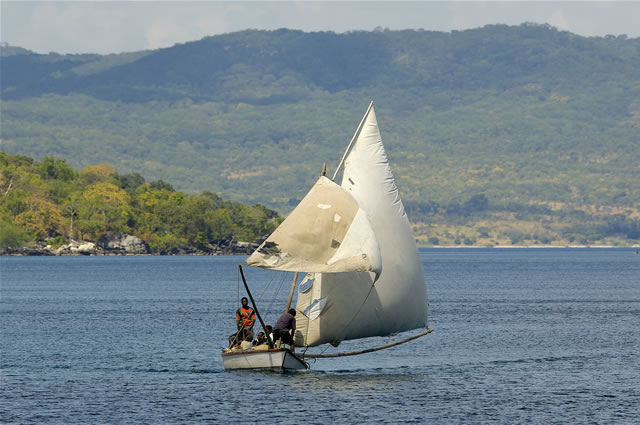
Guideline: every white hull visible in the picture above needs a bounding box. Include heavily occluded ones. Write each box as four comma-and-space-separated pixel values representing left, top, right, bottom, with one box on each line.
221, 348, 309, 370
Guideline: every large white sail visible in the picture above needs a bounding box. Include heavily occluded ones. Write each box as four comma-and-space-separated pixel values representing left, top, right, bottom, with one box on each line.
294, 106, 428, 347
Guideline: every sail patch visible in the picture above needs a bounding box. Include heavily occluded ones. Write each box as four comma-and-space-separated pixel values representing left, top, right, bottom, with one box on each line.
264, 252, 288, 267
303, 297, 328, 320
298, 274, 315, 293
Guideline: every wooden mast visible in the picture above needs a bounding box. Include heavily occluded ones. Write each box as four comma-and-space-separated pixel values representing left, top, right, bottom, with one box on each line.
285, 272, 298, 313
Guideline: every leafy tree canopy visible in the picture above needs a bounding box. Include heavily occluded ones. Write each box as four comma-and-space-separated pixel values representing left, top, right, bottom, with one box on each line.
0, 152, 280, 252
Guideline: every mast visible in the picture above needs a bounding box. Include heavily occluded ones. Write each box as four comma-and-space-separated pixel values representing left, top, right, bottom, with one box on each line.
285, 272, 299, 312
331, 100, 374, 181
237, 264, 273, 347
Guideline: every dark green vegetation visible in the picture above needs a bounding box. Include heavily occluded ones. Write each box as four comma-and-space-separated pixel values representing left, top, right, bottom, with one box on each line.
1, 24, 639, 246
0, 152, 280, 253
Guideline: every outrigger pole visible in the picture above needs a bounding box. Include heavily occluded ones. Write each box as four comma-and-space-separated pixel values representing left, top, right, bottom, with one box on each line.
237, 264, 274, 348
302, 328, 434, 359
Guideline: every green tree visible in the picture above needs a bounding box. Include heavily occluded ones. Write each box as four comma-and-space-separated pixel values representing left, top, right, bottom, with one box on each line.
115, 172, 146, 191
0, 218, 29, 250
77, 182, 132, 238
149, 179, 175, 192
38, 156, 76, 181
465, 194, 489, 213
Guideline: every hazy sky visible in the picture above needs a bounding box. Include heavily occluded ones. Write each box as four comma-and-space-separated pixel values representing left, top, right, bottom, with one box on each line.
2, 1, 639, 55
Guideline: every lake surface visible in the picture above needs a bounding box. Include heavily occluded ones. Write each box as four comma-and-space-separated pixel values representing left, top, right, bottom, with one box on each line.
1, 249, 639, 424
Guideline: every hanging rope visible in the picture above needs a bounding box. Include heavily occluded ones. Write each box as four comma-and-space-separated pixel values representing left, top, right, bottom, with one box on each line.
332, 100, 374, 181
259, 271, 288, 319
236, 267, 241, 304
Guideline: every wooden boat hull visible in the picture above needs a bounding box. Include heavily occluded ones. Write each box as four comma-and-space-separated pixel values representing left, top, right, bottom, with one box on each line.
221, 348, 309, 370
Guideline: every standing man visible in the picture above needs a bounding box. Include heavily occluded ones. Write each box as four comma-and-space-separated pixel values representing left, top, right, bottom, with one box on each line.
235, 297, 256, 343
273, 308, 296, 352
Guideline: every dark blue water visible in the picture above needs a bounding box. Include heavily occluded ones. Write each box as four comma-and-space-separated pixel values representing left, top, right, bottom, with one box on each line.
1, 249, 639, 424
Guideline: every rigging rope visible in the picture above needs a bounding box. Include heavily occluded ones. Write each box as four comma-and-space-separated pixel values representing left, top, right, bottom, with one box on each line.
236, 267, 240, 304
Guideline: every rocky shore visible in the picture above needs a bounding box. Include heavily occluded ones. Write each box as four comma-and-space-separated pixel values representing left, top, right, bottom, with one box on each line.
0, 234, 260, 256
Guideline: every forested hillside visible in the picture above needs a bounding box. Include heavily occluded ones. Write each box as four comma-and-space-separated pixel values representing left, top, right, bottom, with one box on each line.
0, 152, 280, 253
1, 24, 639, 246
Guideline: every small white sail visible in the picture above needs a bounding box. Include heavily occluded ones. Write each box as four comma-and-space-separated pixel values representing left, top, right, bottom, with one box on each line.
247, 176, 382, 275
295, 106, 428, 347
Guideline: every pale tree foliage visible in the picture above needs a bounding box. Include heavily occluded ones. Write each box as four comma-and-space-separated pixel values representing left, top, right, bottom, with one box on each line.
76, 182, 132, 239
80, 164, 117, 185
14, 196, 65, 239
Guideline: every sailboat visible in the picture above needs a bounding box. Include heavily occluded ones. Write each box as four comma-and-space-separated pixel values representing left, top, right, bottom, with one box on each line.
221, 101, 430, 370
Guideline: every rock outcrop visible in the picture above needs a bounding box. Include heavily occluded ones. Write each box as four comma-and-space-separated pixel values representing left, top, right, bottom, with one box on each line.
1, 235, 261, 256
97, 234, 150, 255
54, 240, 98, 256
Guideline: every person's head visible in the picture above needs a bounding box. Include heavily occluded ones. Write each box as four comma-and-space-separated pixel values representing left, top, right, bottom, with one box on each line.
241, 297, 249, 307
288, 308, 296, 316
257, 332, 265, 340
265, 325, 272, 333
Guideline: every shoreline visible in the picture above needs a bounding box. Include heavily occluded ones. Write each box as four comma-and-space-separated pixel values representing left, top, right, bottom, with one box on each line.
425, 244, 640, 249
0, 250, 251, 257
3, 245, 639, 257
0, 237, 259, 257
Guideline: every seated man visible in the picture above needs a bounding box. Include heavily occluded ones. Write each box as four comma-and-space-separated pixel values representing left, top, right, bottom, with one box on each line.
272, 309, 297, 352
264, 325, 273, 346
252, 331, 267, 346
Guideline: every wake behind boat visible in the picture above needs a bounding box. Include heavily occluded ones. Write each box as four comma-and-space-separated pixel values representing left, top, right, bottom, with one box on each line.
221, 101, 431, 371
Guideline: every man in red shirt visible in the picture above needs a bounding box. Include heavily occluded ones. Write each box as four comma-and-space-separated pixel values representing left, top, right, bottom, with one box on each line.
235, 297, 256, 344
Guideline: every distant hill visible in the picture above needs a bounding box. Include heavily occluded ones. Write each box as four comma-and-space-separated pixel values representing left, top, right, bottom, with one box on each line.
1, 24, 639, 245
0, 42, 34, 57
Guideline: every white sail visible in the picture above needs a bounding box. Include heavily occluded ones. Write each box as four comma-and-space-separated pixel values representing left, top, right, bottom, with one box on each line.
294, 105, 428, 347
247, 176, 382, 275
